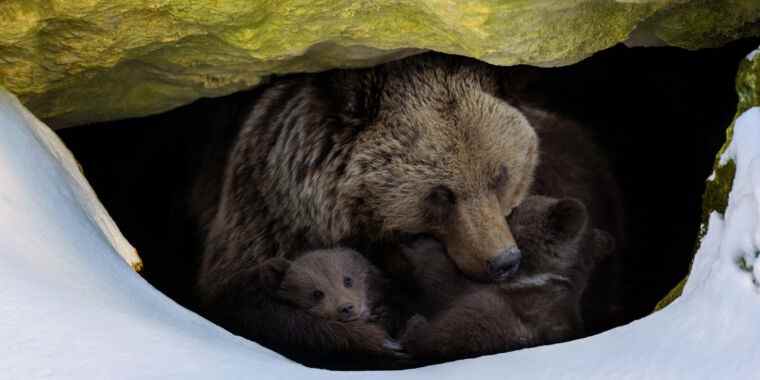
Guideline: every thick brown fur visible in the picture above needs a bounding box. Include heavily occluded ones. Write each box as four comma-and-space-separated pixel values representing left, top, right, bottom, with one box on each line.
217, 247, 406, 369
399, 196, 615, 364
193, 54, 540, 323
514, 105, 625, 333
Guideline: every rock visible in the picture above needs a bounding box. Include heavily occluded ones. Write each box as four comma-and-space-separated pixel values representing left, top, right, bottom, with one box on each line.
702, 47, 760, 245
0, 1, 758, 127
647, 0, 760, 50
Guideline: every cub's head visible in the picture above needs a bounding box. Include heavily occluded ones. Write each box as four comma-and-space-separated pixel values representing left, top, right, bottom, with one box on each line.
258, 248, 376, 322
342, 57, 538, 283
507, 195, 614, 290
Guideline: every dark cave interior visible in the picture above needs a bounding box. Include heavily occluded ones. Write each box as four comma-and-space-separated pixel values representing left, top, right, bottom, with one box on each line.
57, 38, 760, 343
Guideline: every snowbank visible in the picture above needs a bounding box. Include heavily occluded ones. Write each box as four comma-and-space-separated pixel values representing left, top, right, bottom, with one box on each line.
1, 89, 759, 379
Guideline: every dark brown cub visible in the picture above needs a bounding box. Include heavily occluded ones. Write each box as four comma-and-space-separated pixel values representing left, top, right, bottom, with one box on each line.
399, 196, 614, 364
213, 248, 405, 369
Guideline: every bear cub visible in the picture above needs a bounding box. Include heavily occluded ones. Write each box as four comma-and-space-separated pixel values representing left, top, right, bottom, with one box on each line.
399, 196, 614, 364
228, 248, 405, 369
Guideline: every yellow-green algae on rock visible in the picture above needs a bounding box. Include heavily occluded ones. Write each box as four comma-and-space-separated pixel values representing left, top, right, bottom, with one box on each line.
655, 46, 760, 311
2, 0, 758, 127
647, 0, 760, 49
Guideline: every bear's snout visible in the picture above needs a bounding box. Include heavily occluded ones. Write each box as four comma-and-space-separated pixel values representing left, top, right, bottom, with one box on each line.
487, 247, 522, 281
442, 194, 520, 282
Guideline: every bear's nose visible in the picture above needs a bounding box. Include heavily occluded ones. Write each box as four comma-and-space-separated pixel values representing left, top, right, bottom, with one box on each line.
487, 247, 522, 281
338, 304, 356, 321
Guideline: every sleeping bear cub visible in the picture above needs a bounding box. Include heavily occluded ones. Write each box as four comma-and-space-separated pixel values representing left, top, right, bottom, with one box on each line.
231, 248, 404, 369
400, 195, 614, 363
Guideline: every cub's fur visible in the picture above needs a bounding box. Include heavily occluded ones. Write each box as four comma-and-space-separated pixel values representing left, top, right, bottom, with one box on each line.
517, 105, 625, 333
224, 247, 403, 369
399, 196, 614, 363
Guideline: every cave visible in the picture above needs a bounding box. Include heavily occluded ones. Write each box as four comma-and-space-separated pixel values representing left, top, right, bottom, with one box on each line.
4, 1, 760, 377
52, 38, 760, 365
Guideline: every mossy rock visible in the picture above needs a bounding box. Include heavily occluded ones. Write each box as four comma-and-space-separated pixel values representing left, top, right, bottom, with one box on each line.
1, 1, 759, 127
701, 49, 760, 245
646, 0, 760, 49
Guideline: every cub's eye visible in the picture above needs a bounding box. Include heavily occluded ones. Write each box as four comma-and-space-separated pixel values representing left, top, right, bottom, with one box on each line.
312, 290, 324, 301
492, 165, 509, 190
343, 276, 353, 288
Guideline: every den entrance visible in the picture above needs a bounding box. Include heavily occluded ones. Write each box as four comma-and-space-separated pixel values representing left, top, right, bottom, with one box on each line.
58, 39, 759, 368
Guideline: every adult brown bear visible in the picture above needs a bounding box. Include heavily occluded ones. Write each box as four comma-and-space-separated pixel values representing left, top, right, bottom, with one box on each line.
190, 53, 622, 347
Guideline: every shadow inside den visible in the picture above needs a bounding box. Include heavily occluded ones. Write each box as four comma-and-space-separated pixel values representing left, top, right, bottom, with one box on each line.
56, 38, 759, 369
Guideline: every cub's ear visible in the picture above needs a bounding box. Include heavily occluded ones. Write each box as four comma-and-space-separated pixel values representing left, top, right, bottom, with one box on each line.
257, 257, 291, 290
547, 198, 588, 243
591, 229, 616, 260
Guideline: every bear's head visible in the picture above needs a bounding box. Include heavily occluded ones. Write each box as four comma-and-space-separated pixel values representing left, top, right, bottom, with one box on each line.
258, 248, 376, 322
507, 195, 615, 291
341, 56, 538, 283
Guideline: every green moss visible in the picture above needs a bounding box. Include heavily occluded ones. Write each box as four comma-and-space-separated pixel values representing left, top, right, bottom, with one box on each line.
651, 0, 760, 50
702, 160, 736, 230
736, 53, 760, 115
1, 1, 757, 127
654, 276, 687, 311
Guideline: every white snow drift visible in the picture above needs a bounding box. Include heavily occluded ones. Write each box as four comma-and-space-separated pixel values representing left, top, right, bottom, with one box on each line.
1, 88, 759, 379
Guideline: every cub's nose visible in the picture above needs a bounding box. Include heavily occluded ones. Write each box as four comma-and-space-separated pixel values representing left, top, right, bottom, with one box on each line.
338, 304, 356, 321
487, 247, 522, 281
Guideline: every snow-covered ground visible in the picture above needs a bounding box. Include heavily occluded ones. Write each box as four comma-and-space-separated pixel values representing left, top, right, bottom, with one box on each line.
0, 89, 759, 379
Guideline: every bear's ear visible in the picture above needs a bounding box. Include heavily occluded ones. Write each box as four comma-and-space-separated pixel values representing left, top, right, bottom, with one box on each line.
257, 257, 291, 290
547, 198, 588, 243
591, 229, 615, 261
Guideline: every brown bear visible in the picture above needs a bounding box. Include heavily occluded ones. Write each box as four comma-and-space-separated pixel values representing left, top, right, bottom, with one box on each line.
225, 247, 406, 369
512, 104, 625, 333
192, 54, 540, 324
399, 196, 614, 364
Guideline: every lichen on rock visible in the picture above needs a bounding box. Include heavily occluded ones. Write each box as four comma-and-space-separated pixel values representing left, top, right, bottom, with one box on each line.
646, 0, 760, 49
1, 1, 758, 127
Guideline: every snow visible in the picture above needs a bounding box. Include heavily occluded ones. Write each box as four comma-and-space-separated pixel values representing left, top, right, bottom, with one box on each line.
747, 47, 759, 61
723, 108, 760, 286
1, 89, 760, 379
